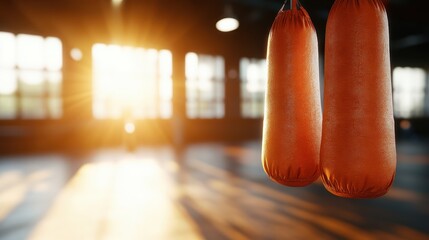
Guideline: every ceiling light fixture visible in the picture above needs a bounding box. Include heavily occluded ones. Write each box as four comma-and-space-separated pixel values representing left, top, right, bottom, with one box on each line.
112, 0, 124, 7
216, 5, 239, 32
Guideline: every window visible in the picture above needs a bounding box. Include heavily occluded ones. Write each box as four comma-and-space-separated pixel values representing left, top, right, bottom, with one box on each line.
185, 53, 225, 118
92, 44, 173, 119
240, 58, 267, 118
393, 67, 427, 118
0, 32, 62, 119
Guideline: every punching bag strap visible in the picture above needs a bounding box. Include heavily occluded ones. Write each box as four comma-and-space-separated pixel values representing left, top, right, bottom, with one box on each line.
281, 0, 301, 11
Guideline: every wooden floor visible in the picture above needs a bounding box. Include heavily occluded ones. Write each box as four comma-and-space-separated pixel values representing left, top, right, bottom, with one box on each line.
0, 139, 428, 240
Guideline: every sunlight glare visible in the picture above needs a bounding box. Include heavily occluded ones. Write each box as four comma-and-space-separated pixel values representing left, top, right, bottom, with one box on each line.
0, 70, 17, 94
0, 174, 27, 221
246, 63, 260, 93
159, 50, 172, 77
393, 67, 426, 118
17, 34, 44, 70
20, 70, 44, 85
45, 37, 62, 71
124, 122, 135, 134
92, 43, 173, 119
198, 62, 213, 80
93, 44, 142, 108
185, 52, 198, 79
0, 32, 16, 68
29, 155, 202, 240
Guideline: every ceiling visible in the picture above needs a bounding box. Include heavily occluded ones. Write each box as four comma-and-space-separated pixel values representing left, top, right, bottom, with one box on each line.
0, 0, 428, 65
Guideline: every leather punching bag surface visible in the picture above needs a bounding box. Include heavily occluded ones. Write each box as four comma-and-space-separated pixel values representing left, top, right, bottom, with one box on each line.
262, 1, 321, 187
321, 0, 396, 198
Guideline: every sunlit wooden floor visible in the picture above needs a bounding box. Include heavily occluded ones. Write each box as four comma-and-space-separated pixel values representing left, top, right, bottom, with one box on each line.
0, 139, 428, 240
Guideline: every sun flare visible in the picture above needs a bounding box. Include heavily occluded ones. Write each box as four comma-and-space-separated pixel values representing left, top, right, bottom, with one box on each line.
92, 44, 172, 119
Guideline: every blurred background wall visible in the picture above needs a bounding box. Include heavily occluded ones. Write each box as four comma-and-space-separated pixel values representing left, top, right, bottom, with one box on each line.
0, 0, 427, 152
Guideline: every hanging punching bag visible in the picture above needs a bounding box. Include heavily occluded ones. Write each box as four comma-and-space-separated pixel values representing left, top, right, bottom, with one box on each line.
321, 0, 396, 198
262, 0, 321, 187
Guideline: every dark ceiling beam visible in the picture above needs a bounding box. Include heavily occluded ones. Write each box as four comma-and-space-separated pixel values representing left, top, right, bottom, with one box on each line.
229, 0, 283, 12
392, 34, 429, 49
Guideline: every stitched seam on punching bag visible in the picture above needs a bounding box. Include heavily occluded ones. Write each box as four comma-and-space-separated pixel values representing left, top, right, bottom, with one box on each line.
322, 170, 395, 195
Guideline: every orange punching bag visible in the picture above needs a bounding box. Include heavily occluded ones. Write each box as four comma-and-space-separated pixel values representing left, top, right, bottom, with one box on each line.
321, 0, 396, 198
262, 0, 321, 187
